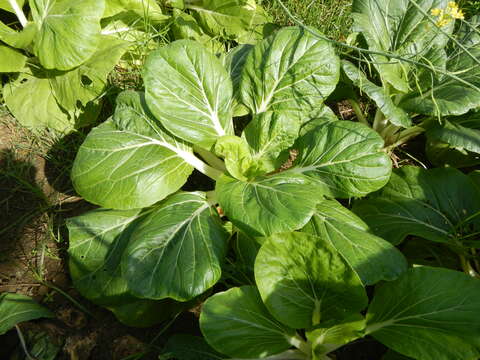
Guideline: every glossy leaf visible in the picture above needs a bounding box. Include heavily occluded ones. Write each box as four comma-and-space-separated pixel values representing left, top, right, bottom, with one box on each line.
240, 26, 339, 115
302, 199, 407, 285
342, 60, 411, 128
104, 0, 169, 23
29, 0, 105, 70
0, 21, 36, 49
255, 232, 368, 329
200, 286, 295, 358
288, 121, 392, 198
71, 94, 194, 209
216, 173, 320, 237
123, 192, 229, 301
0, 0, 24, 12
143, 40, 233, 148
0, 293, 53, 335
367, 267, 480, 360
353, 166, 480, 245
49, 36, 129, 110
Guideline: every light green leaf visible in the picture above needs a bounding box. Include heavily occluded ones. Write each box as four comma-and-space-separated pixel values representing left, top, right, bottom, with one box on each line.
103, 0, 169, 23
353, 166, 480, 245
0, 293, 53, 335
0, 0, 24, 12
366, 267, 480, 360
144, 40, 233, 148
49, 36, 129, 110
170, 9, 223, 54
222, 43, 253, 111
240, 26, 339, 115
215, 135, 257, 181
302, 199, 407, 285
29, 0, 105, 70
352, 0, 453, 92
216, 173, 320, 237
186, 0, 269, 44
0, 21, 36, 49
342, 60, 411, 128
242, 111, 301, 173
255, 232, 368, 329
71, 92, 194, 209
123, 192, 229, 301
306, 315, 366, 358
287, 121, 392, 198
3, 71, 73, 132
200, 286, 295, 358
0, 44, 27, 72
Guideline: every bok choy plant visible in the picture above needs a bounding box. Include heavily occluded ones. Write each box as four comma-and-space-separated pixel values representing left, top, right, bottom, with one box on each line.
66, 26, 398, 325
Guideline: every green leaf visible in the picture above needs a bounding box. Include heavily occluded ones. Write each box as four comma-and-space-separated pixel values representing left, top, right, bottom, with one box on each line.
341, 60, 411, 128
0, 44, 27, 73
240, 26, 339, 115
216, 173, 320, 237
232, 231, 263, 280
186, 0, 269, 44
306, 315, 366, 358
288, 121, 392, 198
200, 286, 295, 358
302, 199, 407, 285
163, 334, 224, 360
0, 21, 36, 49
71, 106, 194, 209
426, 138, 480, 168
143, 40, 233, 148
215, 135, 257, 181
29, 0, 105, 70
3, 71, 73, 132
49, 36, 129, 110
123, 192, 229, 301
0, 293, 53, 335
353, 166, 480, 245
400, 238, 459, 269
352, 0, 453, 92
255, 232, 368, 329
67, 205, 186, 327
366, 267, 480, 360
104, 0, 169, 23
0, 0, 24, 13
170, 9, 223, 54
242, 111, 301, 173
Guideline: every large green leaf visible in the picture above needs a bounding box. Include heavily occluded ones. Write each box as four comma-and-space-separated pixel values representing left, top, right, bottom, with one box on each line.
302, 199, 407, 285
353, 166, 480, 245
216, 173, 320, 237
200, 286, 295, 358
49, 36, 129, 110
0, 293, 53, 335
67, 208, 181, 327
287, 121, 392, 198
3, 71, 73, 132
0, 44, 27, 72
255, 232, 368, 329
366, 267, 480, 360
0, 21, 36, 49
186, 0, 269, 44
29, 0, 105, 70
123, 192, 229, 301
240, 26, 339, 115
103, 0, 169, 23
143, 40, 233, 148
352, 0, 453, 92
71, 92, 194, 209
341, 60, 411, 128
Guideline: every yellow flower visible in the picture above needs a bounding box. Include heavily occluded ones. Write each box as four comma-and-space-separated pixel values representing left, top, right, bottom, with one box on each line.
430, 2, 464, 27
431, 8, 442, 16
451, 8, 464, 19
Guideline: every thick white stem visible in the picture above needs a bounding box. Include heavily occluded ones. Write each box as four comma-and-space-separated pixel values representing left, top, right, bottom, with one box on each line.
8, 0, 27, 27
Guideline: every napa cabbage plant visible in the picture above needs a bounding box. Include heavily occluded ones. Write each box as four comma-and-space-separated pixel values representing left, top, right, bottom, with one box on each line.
66, 27, 396, 325
199, 231, 480, 360
331, 0, 480, 163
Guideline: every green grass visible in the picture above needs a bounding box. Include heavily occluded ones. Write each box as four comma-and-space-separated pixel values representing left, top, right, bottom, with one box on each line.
262, 0, 353, 40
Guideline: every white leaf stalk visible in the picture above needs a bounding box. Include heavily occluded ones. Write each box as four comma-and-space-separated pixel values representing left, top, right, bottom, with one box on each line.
8, 0, 27, 27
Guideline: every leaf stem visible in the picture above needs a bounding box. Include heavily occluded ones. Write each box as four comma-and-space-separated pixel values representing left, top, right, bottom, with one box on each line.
287, 334, 312, 356
8, 0, 27, 27
193, 145, 227, 172
180, 150, 223, 180
348, 98, 369, 126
